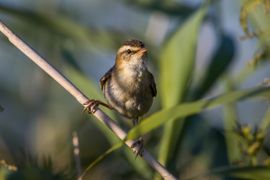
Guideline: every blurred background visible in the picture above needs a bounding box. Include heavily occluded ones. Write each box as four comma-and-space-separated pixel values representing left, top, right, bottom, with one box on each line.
1, 0, 270, 179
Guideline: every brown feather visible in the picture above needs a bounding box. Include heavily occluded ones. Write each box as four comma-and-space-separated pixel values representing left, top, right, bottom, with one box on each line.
122, 39, 144, 48
149, 72, 157, 97
100, 66, 114, 91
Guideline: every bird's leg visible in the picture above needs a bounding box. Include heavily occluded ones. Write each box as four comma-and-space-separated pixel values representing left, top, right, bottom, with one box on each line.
131, 118, 144, 157
131, 137, 144, 157
132, 118, 139, 126
83, 99, 113, 114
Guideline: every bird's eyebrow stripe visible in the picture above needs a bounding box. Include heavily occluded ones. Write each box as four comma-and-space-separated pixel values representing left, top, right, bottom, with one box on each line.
118, 46, 140, 54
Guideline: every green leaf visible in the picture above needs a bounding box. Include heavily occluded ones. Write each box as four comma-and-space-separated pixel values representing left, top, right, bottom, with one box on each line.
240, 0, 270, 43
61, 48, 82, 72
187, 166, 270, 180
0, 105, 3, 112
123, 0, 196, 17
240, 0, 262, 36
123, 150, 153, 179
126, 86, 270, 140
249, 1, 270, 46
0, 3, 122, 48
259, 106, 270, 133
233, 62, 256, 85
158, 7, 207, 169
220, 166, 270, 179
63, 65, 102, 100
80, 143, 122, 179
223, 79, 241, 164
193, 33, 235, 99
160, 8, 206, 108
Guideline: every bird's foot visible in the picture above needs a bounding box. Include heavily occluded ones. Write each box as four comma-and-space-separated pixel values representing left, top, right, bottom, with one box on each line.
83, 99, 112, 114
131, 137, 144, 157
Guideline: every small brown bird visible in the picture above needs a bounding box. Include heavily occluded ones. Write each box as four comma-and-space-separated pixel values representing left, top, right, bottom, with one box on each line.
85, 39, 157, 156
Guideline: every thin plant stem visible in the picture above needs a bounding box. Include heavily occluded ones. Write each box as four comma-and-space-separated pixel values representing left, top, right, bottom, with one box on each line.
72, 131, 82, 180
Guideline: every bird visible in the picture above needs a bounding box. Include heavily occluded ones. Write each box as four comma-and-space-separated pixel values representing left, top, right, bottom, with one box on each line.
84, 39, 157, 156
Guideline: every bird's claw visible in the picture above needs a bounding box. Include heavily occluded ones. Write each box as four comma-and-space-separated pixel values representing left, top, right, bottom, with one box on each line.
131, 137, 144, 157
83, 100, 100, 114
83, 99, 113, 114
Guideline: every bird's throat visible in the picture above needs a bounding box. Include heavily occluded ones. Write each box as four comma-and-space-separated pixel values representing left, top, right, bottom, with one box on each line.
114, 61, 147, 87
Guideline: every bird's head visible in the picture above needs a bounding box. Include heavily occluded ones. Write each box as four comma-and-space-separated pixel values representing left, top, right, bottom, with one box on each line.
115, 39, 148, 69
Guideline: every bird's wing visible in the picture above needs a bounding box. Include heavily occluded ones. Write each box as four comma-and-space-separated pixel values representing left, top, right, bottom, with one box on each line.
100, 66, 114, 91
149, 72, 157, 97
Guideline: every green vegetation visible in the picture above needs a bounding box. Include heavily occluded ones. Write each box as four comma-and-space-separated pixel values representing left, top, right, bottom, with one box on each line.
1, 0, 270, 179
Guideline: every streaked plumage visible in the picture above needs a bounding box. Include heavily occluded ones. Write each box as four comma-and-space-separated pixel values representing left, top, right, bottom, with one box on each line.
100, 40, 156, 120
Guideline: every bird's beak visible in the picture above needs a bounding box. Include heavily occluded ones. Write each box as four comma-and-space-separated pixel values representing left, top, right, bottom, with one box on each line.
140, 48, 148, 53
137, 48, 148, 58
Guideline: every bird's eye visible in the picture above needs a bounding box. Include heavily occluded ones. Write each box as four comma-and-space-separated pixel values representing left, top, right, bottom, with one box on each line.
126, 49, 132, 54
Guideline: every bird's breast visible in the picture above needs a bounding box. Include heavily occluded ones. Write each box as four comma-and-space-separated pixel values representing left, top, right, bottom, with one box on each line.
103, 67, 153, 119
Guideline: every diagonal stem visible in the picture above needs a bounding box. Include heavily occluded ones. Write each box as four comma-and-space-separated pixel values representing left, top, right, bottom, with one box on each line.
0, 20, 176, 180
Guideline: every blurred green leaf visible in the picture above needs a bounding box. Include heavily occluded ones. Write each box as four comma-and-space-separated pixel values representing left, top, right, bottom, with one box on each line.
0, 105, 3, 112
123, 0, 196, 17
158, 7, 207, 170
249, 2, 270, 50
232, 62, 256, 85
240, 0, 262, 36
0, 168, 10, 180
6, 154, 73, 180
0, 3, 122, 48
234, 0, 270, 86
122, 149, 152, 179
63, 65, 101, 100
259, 106, 270, 133
221, 166, 270, 179
61, 49, 82, 72
188, 166, 270, 180
80, 142, 122, 179
159, 8, 206, 108
240, 0, 270, 40
223, 79, 241, 164
127, 86, 270, 140
193, 33, 235, 99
